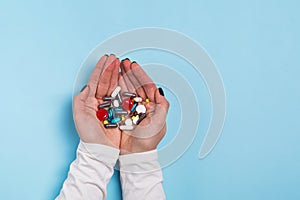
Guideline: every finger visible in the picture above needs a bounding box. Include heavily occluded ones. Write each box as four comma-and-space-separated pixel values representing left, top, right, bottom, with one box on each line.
130, 63, 156, 101
154, 88, 169, 110
96, 54, 117, 98
73, 85, 90, 110
87, 55, 108, 97
129, 62, 147, 99
107, 58, 120, 95
118, 73, 128, 93
120, 59, 135, 93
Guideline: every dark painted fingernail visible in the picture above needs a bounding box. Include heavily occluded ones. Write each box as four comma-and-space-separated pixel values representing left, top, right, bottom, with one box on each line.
121, 58, 129, 62
80, 85, 87, 92
110, 53, 115, 56
132, 61, 136, 63
104, 54, 108, 56
158, 87, 164, 96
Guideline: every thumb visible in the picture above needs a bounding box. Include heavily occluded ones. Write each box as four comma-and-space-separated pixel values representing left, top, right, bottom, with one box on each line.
155, 87, 170, 111
79, 85, 90, 100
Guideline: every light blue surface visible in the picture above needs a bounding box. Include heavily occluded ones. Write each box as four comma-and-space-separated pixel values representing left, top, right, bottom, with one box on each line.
1, 0, 300, 199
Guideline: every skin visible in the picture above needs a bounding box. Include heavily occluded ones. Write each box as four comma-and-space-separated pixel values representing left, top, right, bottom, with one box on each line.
73, 55, 169, 154
73, 54, 121, 148
119, 59, 169, 154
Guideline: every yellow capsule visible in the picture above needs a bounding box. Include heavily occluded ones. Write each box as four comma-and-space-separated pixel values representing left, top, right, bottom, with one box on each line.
145, 98, 150, 103
132, 115, 140, 124
122, 115, 125, 121
103, 120, 109, 125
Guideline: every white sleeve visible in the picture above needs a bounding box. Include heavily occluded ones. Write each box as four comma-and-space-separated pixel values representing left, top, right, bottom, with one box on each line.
119, 150, 166, 200
56, 141, 120, 200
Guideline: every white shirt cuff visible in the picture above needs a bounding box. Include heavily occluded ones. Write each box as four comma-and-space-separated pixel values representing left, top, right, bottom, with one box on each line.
78, 141, 120, 167
118, 150, 161, 173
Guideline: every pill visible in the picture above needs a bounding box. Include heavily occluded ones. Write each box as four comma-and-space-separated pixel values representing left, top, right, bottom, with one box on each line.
108, 108, 114, 120
122, 92, 136, 98
102, 96, 114, 101
130, 102, 138, 112
136, 104, 146, 114
98, 102, 111, 109
103, 120, 109, 125
136, 113, 147, 125
122, 97, 134, 110
129, 110, 138, 117
121, 115, 125, 121
145, 98, 150, 103
116, 93, 123, 103
113, 99, 119, 107
96, 108, 108, 121
111, 86, 121, 98
125, 118, 133, 126
132, 115, 139, 125
111, 117, 121, 124
133, 97, 142, 102
104, 124, 118, 129
115, 109, 128, 115
119, 125, 134, 131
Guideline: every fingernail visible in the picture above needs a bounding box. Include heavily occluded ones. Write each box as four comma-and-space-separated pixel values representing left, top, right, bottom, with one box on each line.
110, 53, 116, 56
104, 54, 108, 56
158, 87, 164, 96
132, 61, 136, 63
121, 58, 129, 62
80, 85, 87, 92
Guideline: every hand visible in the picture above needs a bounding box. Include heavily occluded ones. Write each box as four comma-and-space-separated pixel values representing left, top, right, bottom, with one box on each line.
118, 59, 170, 154
73, 54, 121, 148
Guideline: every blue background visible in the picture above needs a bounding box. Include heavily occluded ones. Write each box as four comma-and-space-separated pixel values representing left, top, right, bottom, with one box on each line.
1, 0, 300, 199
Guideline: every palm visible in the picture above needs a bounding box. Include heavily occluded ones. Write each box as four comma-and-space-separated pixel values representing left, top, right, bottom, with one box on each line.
118, 59, 169, 154
73, 55, 121, 148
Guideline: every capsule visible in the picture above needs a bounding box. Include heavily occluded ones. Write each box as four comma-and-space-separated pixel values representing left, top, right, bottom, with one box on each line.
111, 117, 121, 124
111, 86, 121, 98
129, 110, 138, 117
136, 113, 146, 125
133, 97, 143, 102
116, 93, 123, 104
102, 96, 114, 101
130, 102, 138, 112
104, 124, 118, 129
98, 102, 111, 109
119, 125, 134, 131
108, 108, 114, 120
122, 92, 136, 98
115, 109, 128, 115
103, 120, 109, 125
145, 98, 150, 103
132, 115, 139, 125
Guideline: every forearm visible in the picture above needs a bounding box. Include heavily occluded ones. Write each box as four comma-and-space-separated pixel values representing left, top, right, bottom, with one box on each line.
119, 150, 166, 200
56, 141, 119, 200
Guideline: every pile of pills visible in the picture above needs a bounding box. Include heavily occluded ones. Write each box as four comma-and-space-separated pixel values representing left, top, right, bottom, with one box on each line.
96, 86, 149, 130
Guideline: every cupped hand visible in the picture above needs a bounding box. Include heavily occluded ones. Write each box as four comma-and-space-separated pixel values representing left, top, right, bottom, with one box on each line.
73, 54, 121, 148
118, 59, 170, 154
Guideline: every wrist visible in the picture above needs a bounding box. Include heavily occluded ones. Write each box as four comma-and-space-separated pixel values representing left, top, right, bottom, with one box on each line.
120, 144, 157, 155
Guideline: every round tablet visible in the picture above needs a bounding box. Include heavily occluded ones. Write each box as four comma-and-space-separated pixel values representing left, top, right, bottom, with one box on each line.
136, 105, 146, 114
125, 118, 133, 126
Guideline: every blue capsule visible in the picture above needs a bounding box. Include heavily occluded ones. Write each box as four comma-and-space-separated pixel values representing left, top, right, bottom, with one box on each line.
111, 117, 121, 124
130, 102, 138, 112
108, 108, 114, 121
